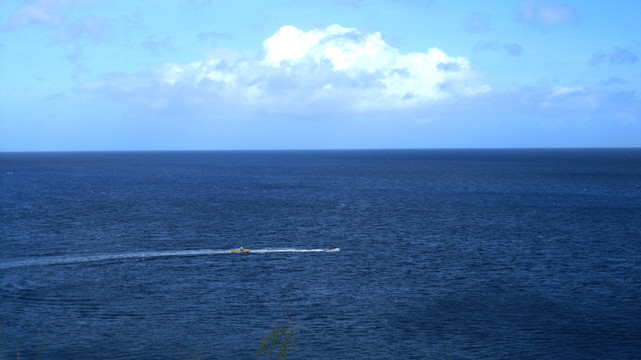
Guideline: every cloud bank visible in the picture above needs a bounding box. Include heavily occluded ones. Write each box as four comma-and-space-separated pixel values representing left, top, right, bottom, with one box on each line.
83, 24, 490, 114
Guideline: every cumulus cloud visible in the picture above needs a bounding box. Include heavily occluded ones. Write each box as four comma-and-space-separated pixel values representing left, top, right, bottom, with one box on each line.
83, 24, 491, 113
518, 1, 577, 29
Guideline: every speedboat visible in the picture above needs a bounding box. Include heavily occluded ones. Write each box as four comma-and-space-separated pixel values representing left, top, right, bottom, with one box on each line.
231, 248, 250, 253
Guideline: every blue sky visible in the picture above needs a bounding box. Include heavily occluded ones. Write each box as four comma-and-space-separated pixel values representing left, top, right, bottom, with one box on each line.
1, 0, 639, 151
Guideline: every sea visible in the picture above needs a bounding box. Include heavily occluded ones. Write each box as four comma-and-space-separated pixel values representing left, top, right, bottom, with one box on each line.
1, 149, 640, 359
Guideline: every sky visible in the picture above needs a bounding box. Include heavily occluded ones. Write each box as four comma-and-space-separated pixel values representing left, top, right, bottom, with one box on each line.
0, 0, 640, 151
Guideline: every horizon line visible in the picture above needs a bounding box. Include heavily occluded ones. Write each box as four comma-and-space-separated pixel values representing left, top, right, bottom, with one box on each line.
2, 146, 640, 154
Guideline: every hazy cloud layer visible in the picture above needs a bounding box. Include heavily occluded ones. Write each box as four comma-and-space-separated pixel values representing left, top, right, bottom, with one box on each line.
53, 16, 111, 44
6, 0, 111, 46
6, 0, 98, 30
475, 41, 523, 57
83, 24, 491, 113
518, 0, 577, 28
6, 0, 69, 29
464, 12, 490, 33
589, 48, 639, 66
141, 35, 174, 55
2, 0, 640, 151
599, 77, 628, 86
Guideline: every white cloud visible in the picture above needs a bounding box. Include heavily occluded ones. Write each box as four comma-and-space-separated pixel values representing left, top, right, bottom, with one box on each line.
541, 86, 600, 112
98, 24, 490, 113
262, 25, 329, 66
264, 25, 492, 105
550, 85, 584, 97
159, 60, 239, 85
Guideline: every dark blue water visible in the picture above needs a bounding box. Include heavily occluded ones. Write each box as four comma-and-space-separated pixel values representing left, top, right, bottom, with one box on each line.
1, 149, 640, 359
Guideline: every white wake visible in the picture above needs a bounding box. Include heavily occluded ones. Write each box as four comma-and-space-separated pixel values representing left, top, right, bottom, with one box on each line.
0, 248, 340, 269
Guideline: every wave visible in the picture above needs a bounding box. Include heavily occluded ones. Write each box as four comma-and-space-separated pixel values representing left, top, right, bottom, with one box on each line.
0, 248, 340, 270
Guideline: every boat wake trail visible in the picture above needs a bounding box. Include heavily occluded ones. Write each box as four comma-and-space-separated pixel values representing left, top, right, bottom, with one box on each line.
252, 248, 340, 254
0, 248, 340, 269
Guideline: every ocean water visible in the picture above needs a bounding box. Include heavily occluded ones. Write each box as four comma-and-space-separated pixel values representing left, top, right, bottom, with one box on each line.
1, 149, 640, 359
